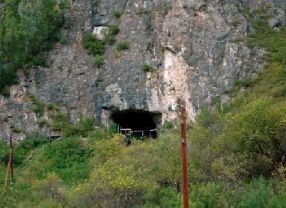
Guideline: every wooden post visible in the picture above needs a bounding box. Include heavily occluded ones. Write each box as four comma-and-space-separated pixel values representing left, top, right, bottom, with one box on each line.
181, 100, 189, 208
4, 133, 13, 192
9, 133, 13, 182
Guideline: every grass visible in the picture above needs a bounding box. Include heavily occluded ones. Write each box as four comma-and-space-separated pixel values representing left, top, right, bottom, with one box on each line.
116, 41, 129, 51
142, 64, 154, 73
113, 11, 122, 19
29, 94, 45, 117
93, 55, 104, 68
247, 20, 286, 65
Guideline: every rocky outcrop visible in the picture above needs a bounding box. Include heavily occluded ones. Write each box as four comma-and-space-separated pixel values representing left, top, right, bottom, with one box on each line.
0, 0, 285, 141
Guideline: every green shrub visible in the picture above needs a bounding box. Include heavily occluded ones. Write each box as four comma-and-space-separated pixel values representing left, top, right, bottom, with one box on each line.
116, 41, 129, 51
0, 140, 9, 166
29, 95, 45, 116
247, 20, 286, 65
109, 24, 120, 35
0, 190, 17, 208
47, 104, 55, 111
163, 121, 174, 129
144, 187, 182, 208
12, 127, 22, 134
210, 98, 286, 179
28, 136, 91, 185
13, 133, 49, 166
35, 173, 66, 203
113, 11, 122, 19
93, 55, 104, 68
82, 33, 105, 56
142, 64, 154, 72
103, 24, 120, 45
0, 0, 67, 95
37, 118, 48, 127
63, 117, 95, 137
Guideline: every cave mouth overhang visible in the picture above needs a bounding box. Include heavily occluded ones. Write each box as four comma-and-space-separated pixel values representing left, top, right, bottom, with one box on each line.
110, 109, 162, 138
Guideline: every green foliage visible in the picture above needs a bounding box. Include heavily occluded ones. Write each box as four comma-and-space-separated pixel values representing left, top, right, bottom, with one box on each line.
37, 118, 48, 127
137, 8, 150, 15
93, 55, 104, 68
64, 117, 95, 137
0, 190, 17, 208
104, 24, 120, 45
247, 20, 286, 65
163, 121, 174, 129
28, 136, 91, 185
214, 98, 286, 178
0, 140, 9, 166
109, 24, 120, 36
108, 121, 118, 134
116, 41, 129, 51
29, 94, 45, 116
82, 33, 105, 56
47, 104, 55, 111
234, 76, 258, 89
13, 133, 49, 166
143, 187, 182, 208
0, 0, 67, 95
35, 173, 66, 203
142, 64, 154, 73
196, 107, 213, 127
113, 10, 122, 19
11, 125, 22, 133
1, 130, 286, 207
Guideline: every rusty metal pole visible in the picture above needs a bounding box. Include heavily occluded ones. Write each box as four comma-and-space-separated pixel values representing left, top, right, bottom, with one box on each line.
4, 133, 13, 192
9, 133, 14, 182
181, 100, 189, 208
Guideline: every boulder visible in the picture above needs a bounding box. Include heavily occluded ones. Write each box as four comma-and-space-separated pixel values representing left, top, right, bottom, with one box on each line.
92, 26, 109, 40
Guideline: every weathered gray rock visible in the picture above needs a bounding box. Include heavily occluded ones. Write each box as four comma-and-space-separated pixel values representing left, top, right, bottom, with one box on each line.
93, 26, 109, 40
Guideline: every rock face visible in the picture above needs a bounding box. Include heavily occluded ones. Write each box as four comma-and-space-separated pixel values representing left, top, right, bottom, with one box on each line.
93, 26, 110, 40
0, 0, 285, 141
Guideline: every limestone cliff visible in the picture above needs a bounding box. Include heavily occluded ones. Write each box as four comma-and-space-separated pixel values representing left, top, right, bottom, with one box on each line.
0, 0, 285, 141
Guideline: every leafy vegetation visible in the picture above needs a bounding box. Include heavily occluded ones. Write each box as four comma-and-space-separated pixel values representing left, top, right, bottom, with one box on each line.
142, 64, 154, 73
0, 0, 68, 96
116, 41, 129, 51
82, 33, 105, 56
82, 24, 121, 66
93, 55, 104, 68
0, 129, 285, 207
113, 10, 122, 19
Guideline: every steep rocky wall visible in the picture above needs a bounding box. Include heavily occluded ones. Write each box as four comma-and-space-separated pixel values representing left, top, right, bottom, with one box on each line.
0, 0, 285, 141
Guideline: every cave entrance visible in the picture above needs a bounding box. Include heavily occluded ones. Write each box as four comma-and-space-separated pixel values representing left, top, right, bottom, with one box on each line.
111, 109, 162, 138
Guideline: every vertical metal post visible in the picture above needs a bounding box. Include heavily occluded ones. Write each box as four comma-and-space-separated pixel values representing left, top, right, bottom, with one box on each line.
9, 133, 14, 182
4, 133, 13, 192
181, 100, 189, 208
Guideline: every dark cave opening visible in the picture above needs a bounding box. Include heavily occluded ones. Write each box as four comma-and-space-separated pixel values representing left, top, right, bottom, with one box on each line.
111, 109, 162, 138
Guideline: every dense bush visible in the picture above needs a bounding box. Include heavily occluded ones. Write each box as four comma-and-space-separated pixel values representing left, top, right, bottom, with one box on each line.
82, 33, 105, 56
26, 136, 91, 185
0, 0, 67, 95
9, 133, 286, 207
